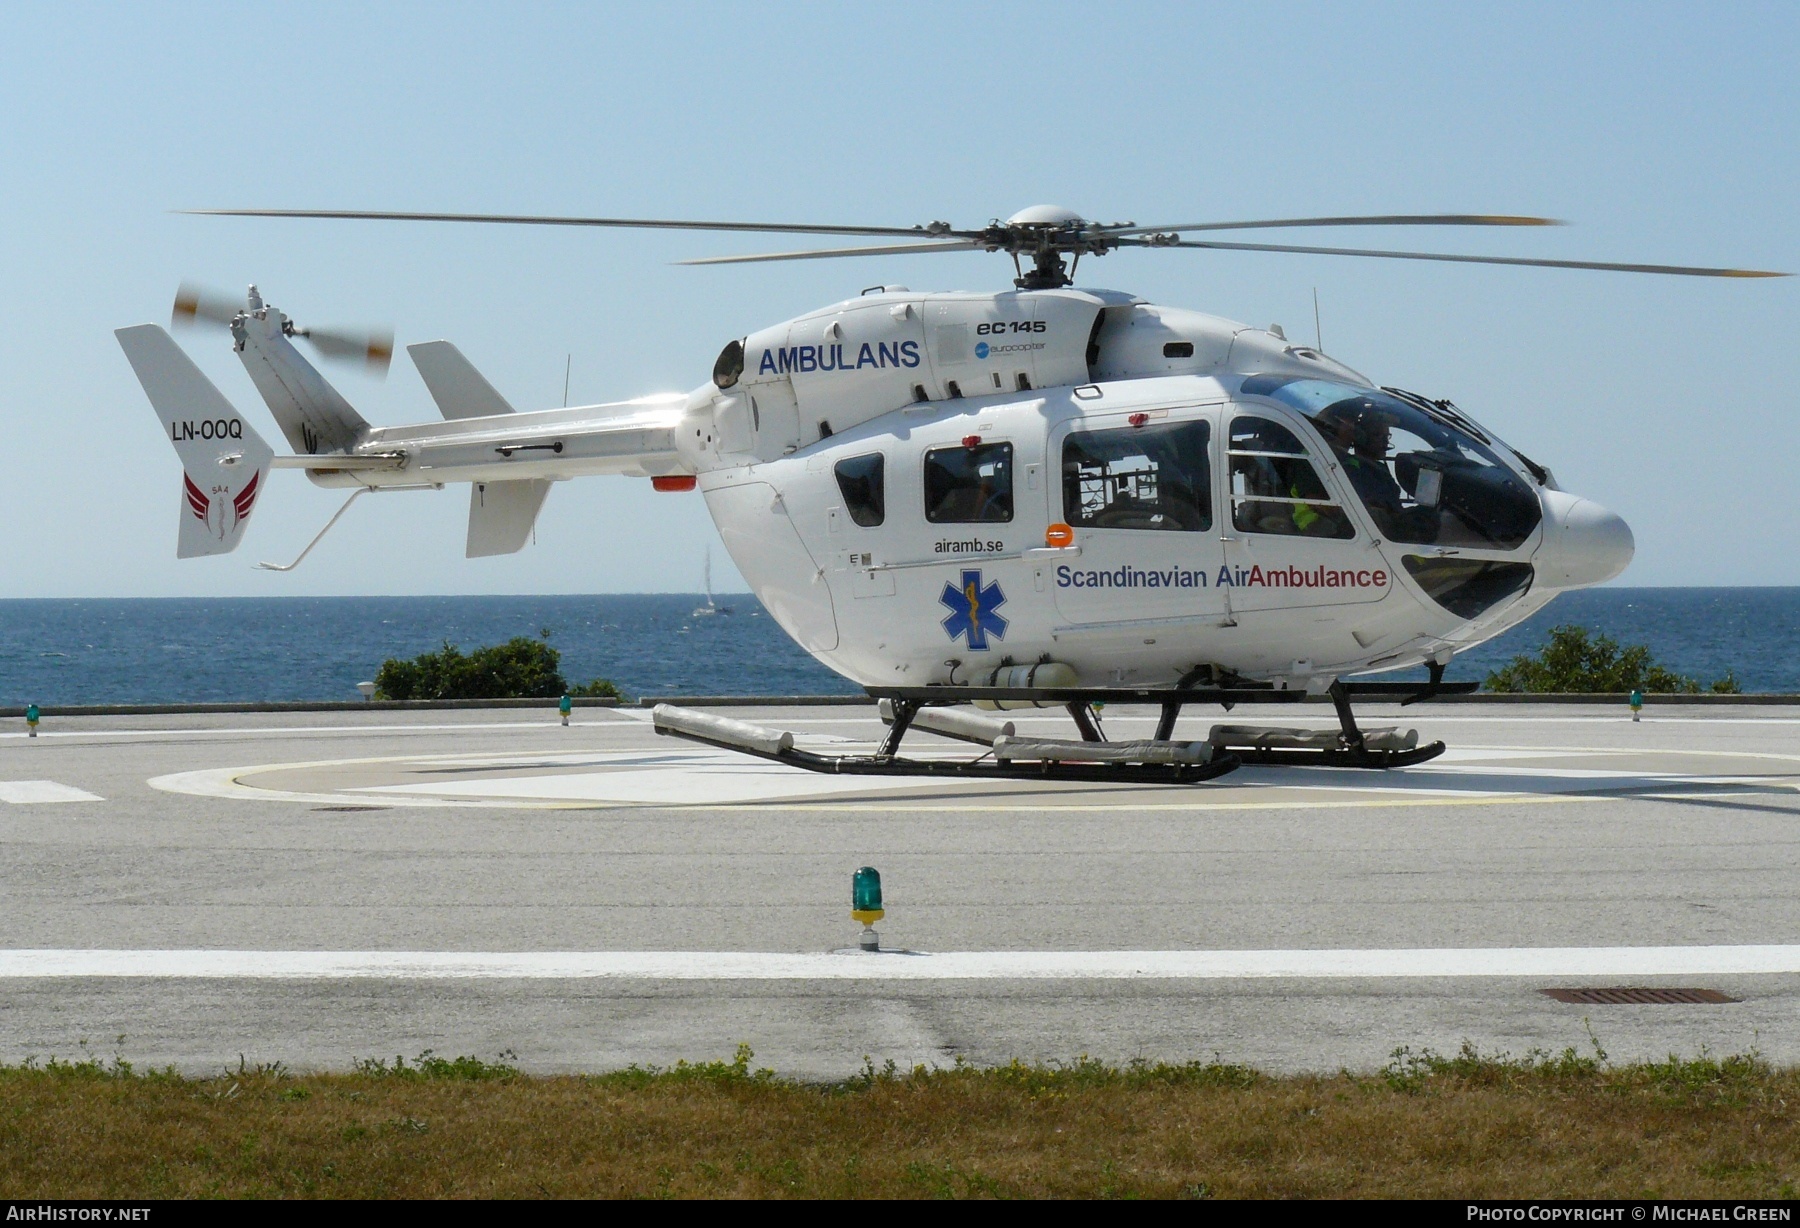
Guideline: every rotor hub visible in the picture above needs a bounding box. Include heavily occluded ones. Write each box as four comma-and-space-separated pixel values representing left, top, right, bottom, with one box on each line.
978, 206, 1129, 289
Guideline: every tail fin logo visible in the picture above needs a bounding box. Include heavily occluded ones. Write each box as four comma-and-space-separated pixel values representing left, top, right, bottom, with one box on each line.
183, 474, 210, 524
184, 470, 261, 540
232, 470, 261, 523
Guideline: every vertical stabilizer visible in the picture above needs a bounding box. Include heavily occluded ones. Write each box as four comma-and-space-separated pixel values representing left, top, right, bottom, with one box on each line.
467, 479, 552, 557
116, 324, 275, 558
409, 341, 516, 419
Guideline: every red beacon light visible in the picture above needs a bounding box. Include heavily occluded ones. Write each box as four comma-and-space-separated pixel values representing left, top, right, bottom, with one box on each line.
961, 434, 982, 448
1128, 412, 1150, 428
651, 475, 697, 492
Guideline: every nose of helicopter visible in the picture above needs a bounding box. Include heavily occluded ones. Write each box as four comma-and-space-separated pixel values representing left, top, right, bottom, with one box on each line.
1534, 489, 1635, 589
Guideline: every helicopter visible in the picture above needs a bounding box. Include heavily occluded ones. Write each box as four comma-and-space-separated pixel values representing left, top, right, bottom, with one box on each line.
116, 205, 1784, 784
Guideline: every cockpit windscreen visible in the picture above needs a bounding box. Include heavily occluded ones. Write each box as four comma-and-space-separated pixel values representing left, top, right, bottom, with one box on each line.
1240, 376, 1541, 548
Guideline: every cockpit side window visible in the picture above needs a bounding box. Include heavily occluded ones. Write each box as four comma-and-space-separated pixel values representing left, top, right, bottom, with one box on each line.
833, 453, 885, 527
1062, 419, 1211, 532
1241, 375, 1542, 548
1228, 415, 1356, 540
924, 442, 1013, 524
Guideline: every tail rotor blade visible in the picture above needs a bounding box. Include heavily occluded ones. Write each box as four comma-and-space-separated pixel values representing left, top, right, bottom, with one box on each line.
171, 281, 244, 329
297, 325, 395, 376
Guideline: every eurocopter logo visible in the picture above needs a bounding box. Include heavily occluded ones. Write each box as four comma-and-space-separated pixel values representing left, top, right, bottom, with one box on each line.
939, 569, 1008, 651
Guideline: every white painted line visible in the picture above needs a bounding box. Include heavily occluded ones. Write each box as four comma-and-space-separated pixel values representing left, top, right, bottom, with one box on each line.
0, 781, 102, 804
0, 717, 642, 742
349, 767, 960, 804
0, 946, 1796, 981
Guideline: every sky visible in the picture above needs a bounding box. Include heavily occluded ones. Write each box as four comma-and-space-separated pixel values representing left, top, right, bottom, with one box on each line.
0, 1, 1793, 596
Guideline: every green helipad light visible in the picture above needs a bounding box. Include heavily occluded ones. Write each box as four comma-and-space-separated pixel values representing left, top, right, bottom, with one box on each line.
1629, 689, 1643, 722
851, 865, 884, 925
559, 694, 573, 726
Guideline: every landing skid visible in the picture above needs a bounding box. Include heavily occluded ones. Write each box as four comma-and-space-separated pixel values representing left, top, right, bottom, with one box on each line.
655, 725, 1242, 785
651, 678, 1472, 786
871, 679, 1464, 773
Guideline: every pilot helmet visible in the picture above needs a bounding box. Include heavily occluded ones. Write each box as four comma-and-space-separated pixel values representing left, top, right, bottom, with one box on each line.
1320, 399, 1397, 453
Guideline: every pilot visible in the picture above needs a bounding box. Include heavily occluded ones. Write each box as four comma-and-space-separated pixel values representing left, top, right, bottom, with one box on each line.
1321, 404, 1405, 517
1324, 403, 1404, 518
1318, 402, 1448, 542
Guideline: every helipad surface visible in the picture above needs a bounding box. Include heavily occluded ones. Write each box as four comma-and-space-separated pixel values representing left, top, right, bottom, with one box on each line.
2, 701, 1797, 1076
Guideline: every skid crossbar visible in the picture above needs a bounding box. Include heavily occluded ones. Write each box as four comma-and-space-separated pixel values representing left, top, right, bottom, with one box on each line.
658, 726, 1242, 784
865, 679, 1478, 772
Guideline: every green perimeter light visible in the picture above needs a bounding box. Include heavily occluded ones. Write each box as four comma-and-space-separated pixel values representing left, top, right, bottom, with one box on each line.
851, 865, 884, 925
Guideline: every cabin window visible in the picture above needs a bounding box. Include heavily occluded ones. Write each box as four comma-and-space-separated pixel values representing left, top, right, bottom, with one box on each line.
1241, 376, 1542, 548
924, 442, 1013, 524
833, 453, 886, 527
1228, 415, 1355, 539
1402, 556, 1534, 619
1062, 420, 1212, 532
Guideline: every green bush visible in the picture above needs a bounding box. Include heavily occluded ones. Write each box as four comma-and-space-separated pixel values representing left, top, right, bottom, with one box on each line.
567, 678, 622, 699
1485, 625, 1741, 694
374, 636, 623, 701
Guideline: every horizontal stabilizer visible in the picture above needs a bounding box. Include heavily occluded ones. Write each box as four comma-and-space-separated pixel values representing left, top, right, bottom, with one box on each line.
467, 478, 551, 557
116, 324, 275, 558
409, 341, 515, 420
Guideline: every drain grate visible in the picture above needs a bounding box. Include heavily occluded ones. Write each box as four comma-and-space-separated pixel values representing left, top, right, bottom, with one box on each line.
1541, 987, 1739, 1005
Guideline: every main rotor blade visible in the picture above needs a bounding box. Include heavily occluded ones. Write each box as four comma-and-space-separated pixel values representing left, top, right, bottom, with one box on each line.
1134, 237, 1787, 278
181, 208, 979, 241
1102, 214, 1562, 238
676, 240, 985, 266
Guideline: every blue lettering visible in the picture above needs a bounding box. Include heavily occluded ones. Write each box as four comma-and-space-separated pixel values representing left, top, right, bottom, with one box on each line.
819, 344, 836, 372
1056, 565, 1071, 588
857, 342, 876, 369
878, 342, 899, 367
758, 350, 777, 375
900, 340, 921, 368
778, 347, 798, 374
799, 346, 818, 373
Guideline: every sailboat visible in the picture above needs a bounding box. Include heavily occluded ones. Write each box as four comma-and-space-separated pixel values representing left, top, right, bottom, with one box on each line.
693, 546, 731, 617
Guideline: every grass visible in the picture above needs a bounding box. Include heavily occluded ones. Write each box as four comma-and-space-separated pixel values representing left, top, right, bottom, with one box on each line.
1, 1041, 1798, 1198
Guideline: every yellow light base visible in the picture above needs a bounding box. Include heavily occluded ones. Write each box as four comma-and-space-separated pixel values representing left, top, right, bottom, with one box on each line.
851, 909, 885, 926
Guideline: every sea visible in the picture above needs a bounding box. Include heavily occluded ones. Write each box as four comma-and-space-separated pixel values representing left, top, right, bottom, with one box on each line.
0, 588, 1794, 705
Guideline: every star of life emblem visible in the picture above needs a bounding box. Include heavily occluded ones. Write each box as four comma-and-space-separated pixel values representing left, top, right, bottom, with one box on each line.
939, 568, 1008, 651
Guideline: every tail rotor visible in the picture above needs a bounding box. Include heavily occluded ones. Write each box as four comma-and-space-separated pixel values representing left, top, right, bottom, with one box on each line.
171, 281, 394, 376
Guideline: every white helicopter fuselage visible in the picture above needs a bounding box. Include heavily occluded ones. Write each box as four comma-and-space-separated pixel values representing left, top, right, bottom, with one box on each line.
123, 283, 1634, 691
